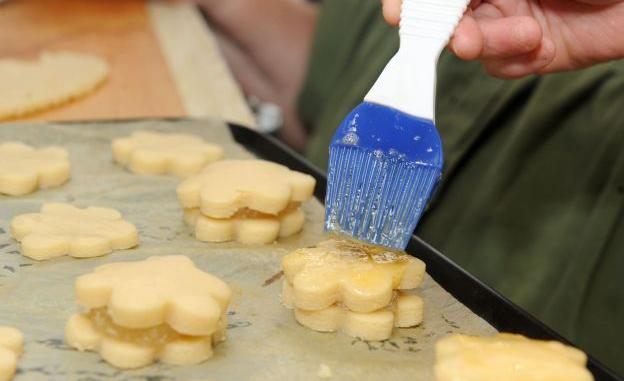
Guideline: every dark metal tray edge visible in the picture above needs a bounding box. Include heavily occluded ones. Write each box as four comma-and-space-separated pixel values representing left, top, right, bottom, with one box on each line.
226, 123, 622, 381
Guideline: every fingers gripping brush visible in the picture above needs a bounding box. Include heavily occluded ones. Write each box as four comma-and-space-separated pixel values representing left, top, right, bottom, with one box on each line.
325, 0, 470, 249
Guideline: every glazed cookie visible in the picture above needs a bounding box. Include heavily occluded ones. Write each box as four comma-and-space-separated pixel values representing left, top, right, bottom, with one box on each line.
0, 51, 108, 120
435, 333, 594, 381
183, 203, 305, 244
177, 160, 316, 218
282, 238, 426, 313
0, 326, 23, 381
0, 142, 70, 196
283, 283, 423, 341
10, 203, 138, 260
112, 131, 224, 177
65, 256, 232, 369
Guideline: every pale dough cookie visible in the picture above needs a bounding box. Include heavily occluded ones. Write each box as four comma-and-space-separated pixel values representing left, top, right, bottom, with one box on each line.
0, 142, 70, 196
65, 310, 227, 370
435, 333, 594, 381
112, 131, 224, 177
10, 203, 138, 260
65, 256, 232, 369
317, 364, 333, 379
282, 238, 426, 313
0, 326, 23, 381
183, 203, 305, 244
283, 282, 423, 341
177, 160, 316, 218
0, 51, 109, 120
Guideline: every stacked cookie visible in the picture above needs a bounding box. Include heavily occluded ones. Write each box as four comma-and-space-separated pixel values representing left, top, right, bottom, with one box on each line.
177, 159, 316, 244
281, 238, 426, 341
435, 333, 594, 381
0, 327, 23, 381
65, 256, 231, 369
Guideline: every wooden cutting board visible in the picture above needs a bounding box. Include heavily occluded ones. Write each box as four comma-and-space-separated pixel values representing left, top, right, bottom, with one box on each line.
0, 0, 186, 121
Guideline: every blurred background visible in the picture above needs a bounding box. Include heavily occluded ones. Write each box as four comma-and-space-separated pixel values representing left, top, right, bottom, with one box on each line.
0, 0, 255, 126
1, 0, 623, 376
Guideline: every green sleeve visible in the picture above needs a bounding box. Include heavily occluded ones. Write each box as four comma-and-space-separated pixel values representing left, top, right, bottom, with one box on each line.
425, 57, 624, 373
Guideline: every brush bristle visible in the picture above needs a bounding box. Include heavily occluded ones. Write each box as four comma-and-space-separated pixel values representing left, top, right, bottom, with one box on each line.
325, 145, 440, 249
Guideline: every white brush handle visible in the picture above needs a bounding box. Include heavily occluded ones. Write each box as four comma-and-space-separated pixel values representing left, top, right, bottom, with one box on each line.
365, 0, 469, 121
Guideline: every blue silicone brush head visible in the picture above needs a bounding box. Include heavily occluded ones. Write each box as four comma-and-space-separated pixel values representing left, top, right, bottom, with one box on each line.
325, 102, 443, 249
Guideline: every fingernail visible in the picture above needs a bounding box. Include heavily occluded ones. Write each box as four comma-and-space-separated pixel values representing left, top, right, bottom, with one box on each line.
451, 35, 465, 54
451, 34, 476, 59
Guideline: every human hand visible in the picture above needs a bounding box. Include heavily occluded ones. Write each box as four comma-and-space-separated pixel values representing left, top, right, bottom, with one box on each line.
382, 0, 624, 78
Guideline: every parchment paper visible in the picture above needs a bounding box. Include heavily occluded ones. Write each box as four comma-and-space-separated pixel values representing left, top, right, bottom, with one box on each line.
0, 120, 496, 381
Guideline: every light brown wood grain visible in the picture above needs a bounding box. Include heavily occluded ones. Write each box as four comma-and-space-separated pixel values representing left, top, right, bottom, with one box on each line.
149, 2, 257, 128
0, 0, 186, 122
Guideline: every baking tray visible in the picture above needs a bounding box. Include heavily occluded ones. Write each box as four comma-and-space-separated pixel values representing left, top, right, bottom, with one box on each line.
0, 119, 620, 381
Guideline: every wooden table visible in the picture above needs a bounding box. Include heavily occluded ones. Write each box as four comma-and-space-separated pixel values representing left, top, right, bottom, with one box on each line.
0, 0, 255, 127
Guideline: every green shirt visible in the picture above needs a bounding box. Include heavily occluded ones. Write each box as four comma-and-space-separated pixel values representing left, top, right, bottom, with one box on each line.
299, 0, 624, 373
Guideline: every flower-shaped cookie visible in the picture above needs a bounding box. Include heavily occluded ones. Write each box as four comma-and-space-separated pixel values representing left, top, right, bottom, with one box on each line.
177, 160, 316, 218
282, 238, 426, 313
65, 256, 232, 369
283, 282, 423, 341
112, 130, 224, 177
0, 142, 70, 196
65, 309, 227, 369
435, 334, 593, 381
183, 203, 305, 244
10, 203, 138, 260
74, 255, 231, 334
0, 326, 23, 381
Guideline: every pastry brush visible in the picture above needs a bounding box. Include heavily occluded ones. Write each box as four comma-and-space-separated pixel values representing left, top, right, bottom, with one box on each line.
325, 0, 469, 249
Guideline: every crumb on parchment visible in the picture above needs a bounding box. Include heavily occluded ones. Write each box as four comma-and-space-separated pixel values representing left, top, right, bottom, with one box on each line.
318, 363, 333, 379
